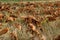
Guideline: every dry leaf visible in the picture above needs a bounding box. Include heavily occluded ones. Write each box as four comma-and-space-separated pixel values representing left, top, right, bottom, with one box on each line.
0, 28, 8, 35
10, 31, 18, 40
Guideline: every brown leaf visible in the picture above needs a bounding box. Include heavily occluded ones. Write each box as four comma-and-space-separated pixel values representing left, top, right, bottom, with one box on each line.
0, 13, 4, 20
6, 17, 15, 22
10, 32, 18, 40
14, 23, 21, 30
0, 28, 8, 35
28, 23, 36, 31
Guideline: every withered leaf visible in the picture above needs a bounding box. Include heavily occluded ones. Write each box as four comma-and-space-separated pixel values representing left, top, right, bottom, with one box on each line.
0, 28, 8, 35
10, 32, 18, 40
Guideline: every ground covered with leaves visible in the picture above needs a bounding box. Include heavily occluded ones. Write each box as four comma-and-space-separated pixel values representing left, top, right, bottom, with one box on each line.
0, 1, 60, 40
